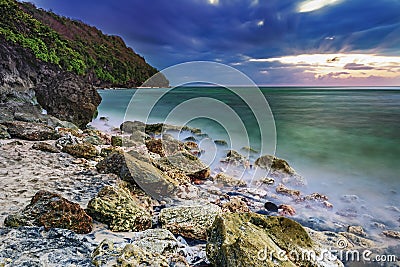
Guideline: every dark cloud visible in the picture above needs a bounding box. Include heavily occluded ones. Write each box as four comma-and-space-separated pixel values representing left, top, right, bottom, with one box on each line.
28, 0, 400, 85
344, 63, 374, 70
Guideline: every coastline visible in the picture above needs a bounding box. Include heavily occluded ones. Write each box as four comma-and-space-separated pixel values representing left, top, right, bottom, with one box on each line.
0, 116, 399, 266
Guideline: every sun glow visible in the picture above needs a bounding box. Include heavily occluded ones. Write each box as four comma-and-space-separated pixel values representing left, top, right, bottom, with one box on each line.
250, 53, 400, 79
298, 0, 342, 12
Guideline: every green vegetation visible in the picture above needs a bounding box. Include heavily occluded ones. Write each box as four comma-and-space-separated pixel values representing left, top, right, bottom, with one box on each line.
0, 0, 168, 87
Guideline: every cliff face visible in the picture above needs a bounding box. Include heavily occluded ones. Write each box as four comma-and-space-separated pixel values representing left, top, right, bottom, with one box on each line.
0, 0, 168, 127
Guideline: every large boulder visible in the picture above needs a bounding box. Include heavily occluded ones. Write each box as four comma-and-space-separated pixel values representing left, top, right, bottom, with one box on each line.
92, 229, 189, 266
96, 152, 179, 200
3, 121, 59, 141
4, 190, 93, 234
206, 213, 344, 267
159, 203, 222, 240
86, 186, 152, 232
0, 227, 95, 267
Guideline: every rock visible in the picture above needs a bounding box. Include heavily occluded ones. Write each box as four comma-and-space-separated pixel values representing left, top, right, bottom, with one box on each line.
340, 195, 359, 203
258, 177, 275, 185
35, 72, 101, 128
221, 197, 250, 213
214, 139, 228, 146
146, 138, 186, 157
97, 152, 179, 200
183, 136, 197, 142
154, 152, 211, 180
276, 183, 300, 198
55, 132, 81, 149
207, 213, 344, 267
241, 146, 258, 153
278, 204, 296, 216
304, 192, 329, 201
111, 135, 122, 146
32, 142, 60, 153
120, 120, 146, 133
3, 121, 59, 141
347, 225, 366, 237
0, 124, 10, 139
338, 232, 376, 248
214, 172, 246, 187
62, 142, 99, 159
264, 202, 279, 212
159, 203, 222, 240
4, 190, 93, 234
86, 186, 152, 232
220, 150, 246, 166
383, 230, 400, 239
100, 146, 122, 157
0, 226, 95, 266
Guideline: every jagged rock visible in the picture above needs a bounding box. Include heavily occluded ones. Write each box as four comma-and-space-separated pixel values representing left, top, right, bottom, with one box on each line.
32, 141, 60, 153
154, 152, 211, 180
221, 197, 250, 213
220, 150, 247, 166
92, 229, 190, 266
3, 121, 59, 141
347, 225, 366, 237
276, 183, 300, 198
0, 124, 10, 139
214, 140, 228, 146
278, 204, 296, 216
120, 120, 146, 133
146, 138, 187, 157
97, 152, 179, 200
258, 177, 275, 185
214, 172, 246, 187
86, 186, 152, 232
383, 230, 400, 239
207, 213, 344, 267
111, 135, 122, 146
62, 142, 99, 159
159, 204, 222, 240
241, 146, 258, 153
4, 190, 93, 234
0, 226, 95, 267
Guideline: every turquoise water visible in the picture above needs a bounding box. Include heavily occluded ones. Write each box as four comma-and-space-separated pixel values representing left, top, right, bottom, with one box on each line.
92, 87, 400, 232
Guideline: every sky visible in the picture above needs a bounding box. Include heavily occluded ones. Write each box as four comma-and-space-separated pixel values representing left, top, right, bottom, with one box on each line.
28, 0, 400, 86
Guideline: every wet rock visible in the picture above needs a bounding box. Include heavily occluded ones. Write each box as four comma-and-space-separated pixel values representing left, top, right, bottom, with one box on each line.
340, 195, 359, 203
62, 142, 99, 159
154, 152, 211, 180
0, 226, 95, 266
184, 141, 198, 150
0, 124, 10, 139
32, 142, 60, 153
276, 183, 300, 198
120, 120, 146, 133
221, 197, 250, 213
338, 232, 376, 248
220, 150, 246, 166
111, 135, 122, 146
278, 204, 296, 216
183, 136, 197, 142
383, 230, 400, 239
207, 213, 343, 267
159, 203, 222, 240
258, 177, 275, 185
347, 225, 367, 237
214, 172, 246, 187
241, 146, 258, 153
86, 186, 152, 232
55, 132, 81, 150
214, 139, 228, 146
3, 121, 59, 141
146, 138, 187, 157
4, 190, 92, 234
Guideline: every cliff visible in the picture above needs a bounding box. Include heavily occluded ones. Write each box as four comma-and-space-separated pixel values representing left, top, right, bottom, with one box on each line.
0, 0, 169, 127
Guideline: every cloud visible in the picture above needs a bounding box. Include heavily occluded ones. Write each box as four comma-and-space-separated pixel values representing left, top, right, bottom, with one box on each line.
297, 0, 343, 13
344, 63, 374, 70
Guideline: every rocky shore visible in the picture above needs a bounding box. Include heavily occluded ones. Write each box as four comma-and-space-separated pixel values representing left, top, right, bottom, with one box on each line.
0, 115, 399, 267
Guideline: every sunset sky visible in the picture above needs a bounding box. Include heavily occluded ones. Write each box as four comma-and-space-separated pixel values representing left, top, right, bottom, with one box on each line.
29, 0, 400, 86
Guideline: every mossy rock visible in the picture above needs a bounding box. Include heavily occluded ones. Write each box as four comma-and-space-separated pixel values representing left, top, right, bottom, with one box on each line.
86, 186, 152, 232
206, 213, 343, 267
62, 142, 99, 159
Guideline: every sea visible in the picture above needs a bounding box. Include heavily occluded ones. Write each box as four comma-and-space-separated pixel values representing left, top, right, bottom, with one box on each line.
91, 86, 400, 236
